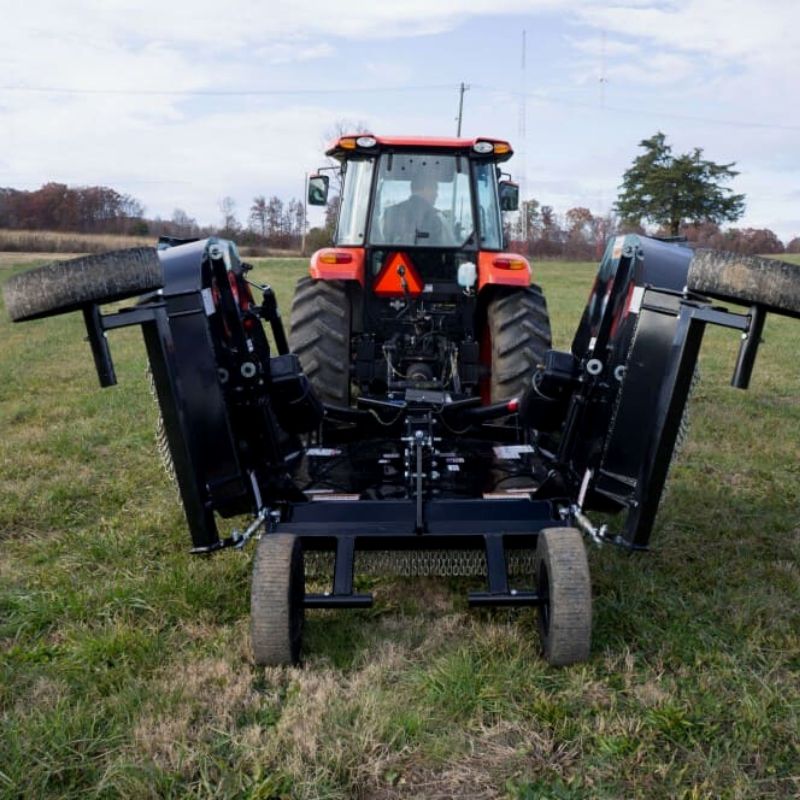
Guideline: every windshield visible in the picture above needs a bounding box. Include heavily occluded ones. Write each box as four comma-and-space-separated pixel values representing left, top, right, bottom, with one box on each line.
368, 153, 473, 248
336, 158, 374, 246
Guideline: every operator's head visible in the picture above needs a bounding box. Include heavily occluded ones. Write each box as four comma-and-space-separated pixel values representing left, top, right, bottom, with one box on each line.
410, 171, 438, 204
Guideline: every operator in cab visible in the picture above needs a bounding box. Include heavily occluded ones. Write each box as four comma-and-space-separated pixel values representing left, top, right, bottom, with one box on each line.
382, 171, 454, 246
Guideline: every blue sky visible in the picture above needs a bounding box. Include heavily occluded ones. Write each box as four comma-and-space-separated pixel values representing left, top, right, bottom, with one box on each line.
2, 0, 799, 240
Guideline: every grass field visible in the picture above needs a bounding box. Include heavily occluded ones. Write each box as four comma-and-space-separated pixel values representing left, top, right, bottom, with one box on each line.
1, 253, 799, 799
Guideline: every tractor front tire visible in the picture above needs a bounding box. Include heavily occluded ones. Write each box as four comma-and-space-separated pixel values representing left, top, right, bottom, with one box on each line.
535, 527, 592, 666
289, 277, 351, 406
3, 248, 163, 322
251, 534, 305, 666
487, 285, 551, 403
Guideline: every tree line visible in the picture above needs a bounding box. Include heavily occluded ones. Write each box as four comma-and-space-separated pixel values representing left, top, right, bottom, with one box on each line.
0, 183, 146, 235
506, 201, 799, 259
0, 184, 310, 250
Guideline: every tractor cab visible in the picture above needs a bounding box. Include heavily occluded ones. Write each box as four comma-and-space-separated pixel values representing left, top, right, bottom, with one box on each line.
319, 135, 516, 251
301, 135, 547, 405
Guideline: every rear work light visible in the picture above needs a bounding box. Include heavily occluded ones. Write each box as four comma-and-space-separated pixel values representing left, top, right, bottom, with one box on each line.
493, 256, 527, 270
473, 141, 494, 154
356, 136, 377, 148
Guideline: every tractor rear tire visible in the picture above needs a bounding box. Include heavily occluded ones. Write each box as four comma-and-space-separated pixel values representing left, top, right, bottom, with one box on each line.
487, 284, 551, 403
3, 248, 163, 322
535, 527, 592, 666
688, 250, 800, 317
289, 277, 351, 406
251, 534, 305, 666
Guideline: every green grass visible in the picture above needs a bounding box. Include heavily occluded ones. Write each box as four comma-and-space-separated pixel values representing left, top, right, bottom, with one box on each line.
1, 254, 799, 799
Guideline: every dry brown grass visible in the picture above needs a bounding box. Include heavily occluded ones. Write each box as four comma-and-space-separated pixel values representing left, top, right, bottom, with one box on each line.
0, 229, 306, 260
0, 229, 151, 255
369, 721, 579, 800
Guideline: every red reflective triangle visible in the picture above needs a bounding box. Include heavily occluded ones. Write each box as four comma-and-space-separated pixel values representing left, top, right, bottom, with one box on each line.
373, 252, 424, 297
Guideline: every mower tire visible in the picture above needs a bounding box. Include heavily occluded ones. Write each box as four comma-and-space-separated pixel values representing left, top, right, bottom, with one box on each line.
289, 277, 351, 406
535, 527, 592, 666
688, 250, 800, 317
3, 248, 163, 322
251, 534, 305, 666
487, 284, 551, 403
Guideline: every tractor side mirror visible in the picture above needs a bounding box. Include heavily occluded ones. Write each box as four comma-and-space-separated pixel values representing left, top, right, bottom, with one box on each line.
498, 181, 519, 212
307, 174, 330, 206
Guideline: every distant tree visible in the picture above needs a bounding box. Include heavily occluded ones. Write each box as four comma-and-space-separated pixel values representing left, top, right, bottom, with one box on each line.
120, 194, 145, 224
305, 225, 333, 251
564, 207, 596, 260
170, 208, 197, 237
733, 228, 784, 255
266, 196, 283, 240
219, 196, 240, 235
249, 195, 268, 237
681, 221, 723, 247
786, 237, 800, 254
616, 131, 745, 236
287, 198, 304, 237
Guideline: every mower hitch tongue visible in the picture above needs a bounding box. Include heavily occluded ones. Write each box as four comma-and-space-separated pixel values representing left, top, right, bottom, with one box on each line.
6, 136, 800, 667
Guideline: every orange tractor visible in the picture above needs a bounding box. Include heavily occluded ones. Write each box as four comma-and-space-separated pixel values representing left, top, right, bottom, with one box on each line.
290, 134, 550, 408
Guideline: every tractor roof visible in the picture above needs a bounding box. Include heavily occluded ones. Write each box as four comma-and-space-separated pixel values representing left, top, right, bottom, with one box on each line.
326, 134, 514, 163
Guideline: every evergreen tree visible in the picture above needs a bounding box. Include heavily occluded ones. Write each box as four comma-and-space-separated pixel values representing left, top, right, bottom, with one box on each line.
615, 132, 745, 236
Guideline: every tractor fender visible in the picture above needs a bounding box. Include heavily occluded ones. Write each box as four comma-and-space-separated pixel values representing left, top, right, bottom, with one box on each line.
309, 247, 365, 286
477, 251, 533, 292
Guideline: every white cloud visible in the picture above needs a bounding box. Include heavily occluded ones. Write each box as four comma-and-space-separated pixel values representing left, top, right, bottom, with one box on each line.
567, 35, 642, 57
577, 0, 800, 68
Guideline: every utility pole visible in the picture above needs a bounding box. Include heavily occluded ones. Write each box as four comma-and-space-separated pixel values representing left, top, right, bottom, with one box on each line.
455, 82, 470, 136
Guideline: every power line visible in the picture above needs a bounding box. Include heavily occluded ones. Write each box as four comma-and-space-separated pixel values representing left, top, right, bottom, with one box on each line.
0, 83, 457, 97
3, 79, 799, 133
472, 84, 800, 133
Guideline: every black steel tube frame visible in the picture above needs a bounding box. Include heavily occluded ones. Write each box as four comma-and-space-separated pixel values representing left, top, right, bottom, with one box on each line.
591, 292, 754, 549
275, 497, 554, 608
731, 305, 766, 390
81, 297, 233, 551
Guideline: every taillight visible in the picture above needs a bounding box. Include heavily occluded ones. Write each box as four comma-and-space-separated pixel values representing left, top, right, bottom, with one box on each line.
492, 256, 527, 271
318, 250, 354, 265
